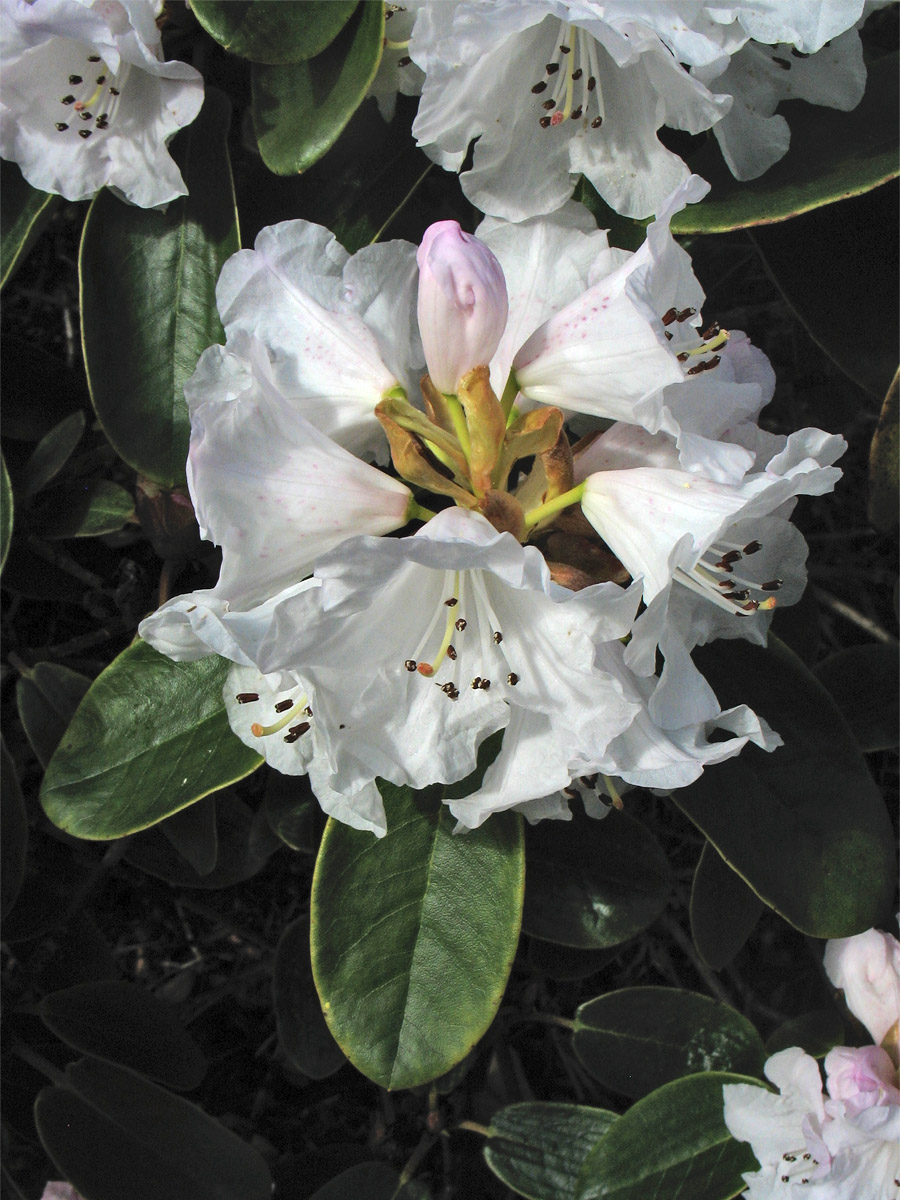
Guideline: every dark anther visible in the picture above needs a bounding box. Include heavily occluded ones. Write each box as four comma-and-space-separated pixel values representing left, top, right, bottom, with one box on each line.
110, 86, 120, 95
55, 122, 68, 131
274, 699, 293, 713
88, 54, 101, 62
471, 677, 482, 689
665, 330, 673, 340
455, 618, 467, 631
677, 352, 689, 362
772, 55, 791, 69
493, 631, 503, 643
546, 62, 560, 74
444, 596, 458, 606
79, 129, 92, 138
743, 540, 762, 554
702, 322, 720, 339
532, 81, 548, 94
676, 307, 696, 322
404, 659, 417, 672
761, 579, 783, 591
96, 115, 109, 129
79, 111, 92, 120
542, 98, 556, 110
720, 550, 742, 564
539, 116, 552, 128
507, 672, 519, 686
446, 645, 457, 660
560, 44, 570, 53
303, 706, 313, 717
591, 116, 603, 128
69, 74, 83, 84
61, 94, 76, 104
284, 721, 310, 743
398, 55, 412, 66
96, 74, 106, 84
235, 693, 259, 704
572, 67, 582, 80
570, 106, 583, 119
662, 307, 678, 325
587, 76, 596, 90
481, 679, 491, 690
723, 589, 750, 602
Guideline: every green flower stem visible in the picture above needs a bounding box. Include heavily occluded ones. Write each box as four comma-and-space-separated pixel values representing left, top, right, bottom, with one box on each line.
500, 370, 520, 421
408, 499, 438, 524
523, 482, 586, 529
444, 393, 472, 461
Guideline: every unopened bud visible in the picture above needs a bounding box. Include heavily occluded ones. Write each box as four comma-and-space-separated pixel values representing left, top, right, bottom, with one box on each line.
417, 221, 508, 395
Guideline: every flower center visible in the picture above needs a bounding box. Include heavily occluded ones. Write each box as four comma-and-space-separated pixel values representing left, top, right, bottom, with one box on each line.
661, 308, 730, 376
777, 1147, 822, 1187
531, 23, 605, 130
401, 570, 519, 701
238, 691, 314, 744
676, 538, 781, 615
54, 52, 127, 140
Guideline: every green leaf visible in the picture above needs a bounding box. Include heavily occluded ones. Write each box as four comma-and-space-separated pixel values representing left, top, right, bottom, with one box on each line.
35, 479, 135, 540
813, 642, 899, 752
0, 159, 60, 289
765, 1009, 844, 1059
274, 915, 346, 1079
484, 1103, 618, 1200
252, 1, 384, 175
79, 89, 239, 487
20, 411, 85, 499
15, 660, 92, 768
192, 0, 358, 64
576, 1073, 761, 1200
673, 53, 899, 234
311, 782, 524, 1090
574, 178, 647, 251
1, 738, 28, 920
264, 770, 318, 852
41, 640, 262, 841
868, 368, 899, 531
573, 989, 765, 1101
40, 981, 207, 1091
690, 842, 765, 971
125, 792, 276, 888
35, 1057, 272, 1200
308, 1162, 401, 1200
522, 810, 671, 949
1, 450, 13, 573
675, 635, 897, 937
159, 793, 219, 876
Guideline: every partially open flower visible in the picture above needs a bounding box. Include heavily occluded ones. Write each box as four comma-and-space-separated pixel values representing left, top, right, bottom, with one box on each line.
824, 929, 900, 1052
417, 220, 509, 395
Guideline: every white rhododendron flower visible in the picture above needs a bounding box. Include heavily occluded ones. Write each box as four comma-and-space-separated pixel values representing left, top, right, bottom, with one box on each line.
724, 928, 900, 1199
392, 0, 874, 221
0, 0, 204, 207
140, 192, 843, 832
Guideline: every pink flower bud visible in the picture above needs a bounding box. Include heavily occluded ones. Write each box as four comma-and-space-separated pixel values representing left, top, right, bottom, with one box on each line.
416, 220, 508, 394
824, 1045, 900, 1117
824, 928, 900, 1048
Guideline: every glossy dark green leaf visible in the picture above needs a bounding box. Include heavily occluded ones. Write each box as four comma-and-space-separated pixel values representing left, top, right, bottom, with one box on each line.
676, 635, 897, 937
813, 642, 899, 752
41, 640, 262, 840
40, 981, 207, 1090
765, 1009, 844, 1059
16, 661, 92, 769
192, 0, 357, 64
573, 989, 765, 1100
1, 739, 28, 920
35, 1057, 272, 1200
674, 53, 899, 234
748, 181, 898, 400
252, 2, 384, 175
868, 368, 899, 531
311, 782, 524, 1090
522, 810, 671, 949
79, 89, 239, 487
159, 794, 218, 876
1, 450, 13, 574
484, 1103, 618, 1200
126, 791, 275, 888
308, 1162, 400, 1200
20, 412, 85, 498
35, 479, 135, 540
576, 1074, 761, 1200
690, 842, 765, 971
264, 770, 318, 852
274, 915, 345, 1079
0, 159, 60, 289
574, 178, 647, 251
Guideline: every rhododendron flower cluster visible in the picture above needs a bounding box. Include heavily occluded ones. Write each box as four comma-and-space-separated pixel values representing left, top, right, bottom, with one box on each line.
374, 0, 873, 220
723, 928, 900, 1199
140, 182, 844, 835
